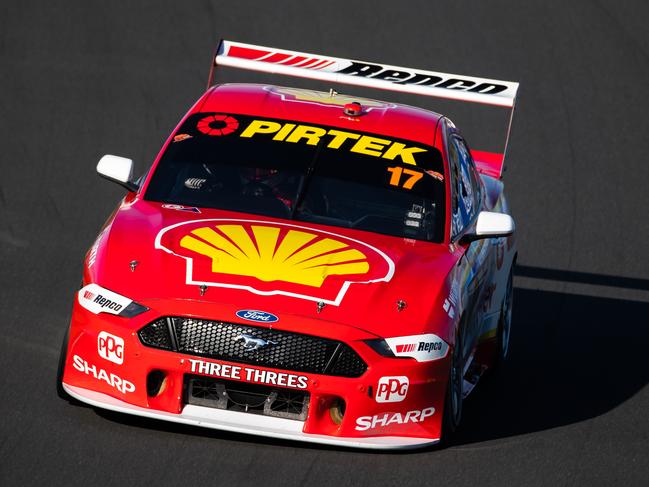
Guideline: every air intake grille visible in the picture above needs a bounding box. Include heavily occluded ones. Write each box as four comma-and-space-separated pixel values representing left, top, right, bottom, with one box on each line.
138, 317, 367, 378
138, 319, 173, 350
186, 375, 309, 421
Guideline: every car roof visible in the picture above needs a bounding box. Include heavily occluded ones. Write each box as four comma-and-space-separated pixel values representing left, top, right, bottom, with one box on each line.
196, 84, 443, 147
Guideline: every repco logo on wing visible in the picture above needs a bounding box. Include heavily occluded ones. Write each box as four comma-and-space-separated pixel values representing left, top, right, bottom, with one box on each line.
335, 61, 508, 95
228, 45, 508, 96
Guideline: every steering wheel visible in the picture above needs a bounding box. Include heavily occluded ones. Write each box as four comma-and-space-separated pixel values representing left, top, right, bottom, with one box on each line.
242, 181, 274, 198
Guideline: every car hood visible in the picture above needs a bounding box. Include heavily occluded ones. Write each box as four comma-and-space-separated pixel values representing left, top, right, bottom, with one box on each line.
87, 199, 458, 339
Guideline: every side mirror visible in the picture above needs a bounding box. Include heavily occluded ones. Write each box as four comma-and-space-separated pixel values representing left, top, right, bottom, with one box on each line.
96, 155, 139, 192
461, 211, 515, 243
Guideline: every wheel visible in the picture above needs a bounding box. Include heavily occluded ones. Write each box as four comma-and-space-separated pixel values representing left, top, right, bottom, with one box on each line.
442, 331, 464, 441
56, 327, 73, 400
495, 269, 514, 366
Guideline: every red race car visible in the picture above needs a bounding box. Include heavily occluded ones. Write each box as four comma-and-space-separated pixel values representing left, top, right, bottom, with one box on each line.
58, 41, 519, 449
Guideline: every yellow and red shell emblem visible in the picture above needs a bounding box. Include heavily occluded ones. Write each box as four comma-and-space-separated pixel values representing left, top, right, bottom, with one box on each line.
156, 219, 394, 304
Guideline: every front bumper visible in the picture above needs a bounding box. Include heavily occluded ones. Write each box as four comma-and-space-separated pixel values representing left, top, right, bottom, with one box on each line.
62, 299, 448, 450
63, 383, 438, 449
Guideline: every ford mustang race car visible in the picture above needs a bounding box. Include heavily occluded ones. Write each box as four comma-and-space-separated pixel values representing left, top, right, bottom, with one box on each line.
57, 41, 519, 449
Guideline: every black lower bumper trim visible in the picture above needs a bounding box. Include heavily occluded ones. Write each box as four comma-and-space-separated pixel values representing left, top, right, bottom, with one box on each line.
184, 375, 309, 421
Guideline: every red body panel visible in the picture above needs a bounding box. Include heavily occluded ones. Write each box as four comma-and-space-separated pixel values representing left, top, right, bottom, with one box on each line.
87, 202, 456, 337
471, 150, 504, 179
197, 84, 443, 145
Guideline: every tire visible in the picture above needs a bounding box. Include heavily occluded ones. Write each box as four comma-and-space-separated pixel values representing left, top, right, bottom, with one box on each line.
442, 331, 464, 442
56, 327, 72, 400
495, 269, 514, 367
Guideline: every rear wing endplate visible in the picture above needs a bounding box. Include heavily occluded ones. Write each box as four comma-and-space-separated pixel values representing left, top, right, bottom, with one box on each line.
208, 40, 519, 178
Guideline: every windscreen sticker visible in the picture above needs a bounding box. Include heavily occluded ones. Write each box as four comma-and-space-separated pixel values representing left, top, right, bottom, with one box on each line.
197, 114, 239, 136
425, 170, 444, 182
191, 114, 429, 166
239, 120, 427, 166
405, 204, 424, 228
155, 218, 394, 305
173, 133, 192, 142
386, 166, 424, 189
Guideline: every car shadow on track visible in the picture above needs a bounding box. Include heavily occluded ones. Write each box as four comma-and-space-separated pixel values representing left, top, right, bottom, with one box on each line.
82, 267, 649, 452
453, 274, 649, 446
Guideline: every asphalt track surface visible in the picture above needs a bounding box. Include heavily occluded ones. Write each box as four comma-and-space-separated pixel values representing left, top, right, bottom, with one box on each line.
2, 1, 649, 485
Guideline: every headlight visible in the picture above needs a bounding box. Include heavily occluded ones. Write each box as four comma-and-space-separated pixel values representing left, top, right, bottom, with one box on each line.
78, 283, 149, 318
365, 339, 397, 357
365, 333, 449, 362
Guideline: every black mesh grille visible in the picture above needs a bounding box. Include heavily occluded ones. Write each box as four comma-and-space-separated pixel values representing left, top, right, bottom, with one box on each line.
138, 318, 173, 350
329, 346, 368, 377
138, 317, 367, 378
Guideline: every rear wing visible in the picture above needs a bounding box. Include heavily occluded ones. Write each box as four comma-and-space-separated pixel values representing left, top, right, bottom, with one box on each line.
208, 40, 519, 178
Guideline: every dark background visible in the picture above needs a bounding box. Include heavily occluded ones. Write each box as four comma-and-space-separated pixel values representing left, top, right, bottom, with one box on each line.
1, 1, 648, 485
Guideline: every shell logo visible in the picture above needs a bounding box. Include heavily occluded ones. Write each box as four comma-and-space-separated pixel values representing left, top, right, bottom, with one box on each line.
180, 225, 369, 287
155, 219, 394, 305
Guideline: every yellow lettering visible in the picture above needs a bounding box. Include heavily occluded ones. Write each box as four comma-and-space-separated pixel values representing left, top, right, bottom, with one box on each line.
239, 119, 429, 168
326, 129, 360, 149
350, 135, 391, 157
285, 125, 327, 145
382, 142, 427, 166
273, 123, 296, 141
240, 120, 282, 138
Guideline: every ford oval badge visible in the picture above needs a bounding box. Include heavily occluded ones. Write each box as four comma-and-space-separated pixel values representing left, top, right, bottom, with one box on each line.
236, 309, 279, 323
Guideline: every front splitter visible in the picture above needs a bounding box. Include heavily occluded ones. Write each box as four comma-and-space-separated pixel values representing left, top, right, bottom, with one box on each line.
62, 383, 439, 450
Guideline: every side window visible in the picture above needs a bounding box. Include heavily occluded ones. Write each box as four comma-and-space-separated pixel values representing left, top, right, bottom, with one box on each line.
454, 137, 482, 217
449, 134, 479, 238
447, 138, 463, 238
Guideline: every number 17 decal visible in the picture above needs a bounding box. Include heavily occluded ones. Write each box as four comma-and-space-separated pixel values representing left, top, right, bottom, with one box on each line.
386, 166, 423, 189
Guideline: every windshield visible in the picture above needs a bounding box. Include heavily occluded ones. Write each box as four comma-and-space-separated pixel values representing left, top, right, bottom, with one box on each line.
145, 112, 445, 242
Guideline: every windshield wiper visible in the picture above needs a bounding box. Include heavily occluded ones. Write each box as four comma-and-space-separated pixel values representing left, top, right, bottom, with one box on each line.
290, 139, 325, 219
